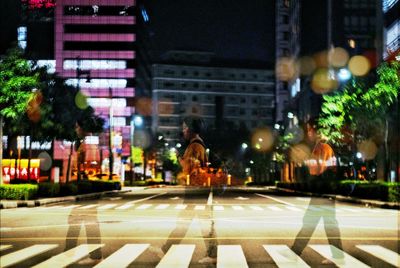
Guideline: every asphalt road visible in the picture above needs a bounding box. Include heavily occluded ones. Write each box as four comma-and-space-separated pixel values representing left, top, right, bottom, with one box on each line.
0, 187, 399, 267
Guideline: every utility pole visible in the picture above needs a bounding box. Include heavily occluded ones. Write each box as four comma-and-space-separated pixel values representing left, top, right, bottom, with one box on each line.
109, 87, 113, 181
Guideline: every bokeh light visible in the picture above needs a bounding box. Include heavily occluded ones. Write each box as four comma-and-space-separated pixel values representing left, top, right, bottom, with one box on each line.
330, 47, 349, 67
27, 90, 43, 122
75, 91, 88, 109
311, 68, 339, 94
313, 51, 329, 68
298, 56, 316, 76
289, 143, 311, 164
348, 55, 370, 76
158, 99, 174, 114
136, 97, 152, 116
357, 139, 378, 160
38, 151, 52, 171
276, 57, 297, 81
251, 127, 274, 152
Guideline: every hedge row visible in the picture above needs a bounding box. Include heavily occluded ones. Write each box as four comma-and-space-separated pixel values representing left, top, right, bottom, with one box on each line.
1, 180, 121, 200
276, 180, 400, 202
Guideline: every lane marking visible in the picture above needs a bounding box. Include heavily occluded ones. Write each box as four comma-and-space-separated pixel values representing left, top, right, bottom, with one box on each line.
0, 244, 58, 268
356, 245, 400, 267
285, 206, 303, 212
235, 196, 249, 200
217, 245, 248, 268
232, 206, 244, 210
94, 244, 149, 268
255, 194, 294, 206
195, 205, 206, 210
309, 245, 370, 268
33, 244, 103, 268
207, 191, 213, 205
264, 245, 310, 268
156, 244, 195, 268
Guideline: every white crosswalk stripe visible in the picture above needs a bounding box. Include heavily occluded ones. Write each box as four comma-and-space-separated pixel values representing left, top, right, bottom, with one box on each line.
78, 204, 98, 209
33, 244, 103, 268
0, 245, 12, 251
0, 244, 58, 268
217, 245, 248, 268
94, 244, 149, 268
175, 204, 187, 210
309, 245, 370, 268
34, 203, 382, 214
98, 204, 118, 210
267, 205, 284, 211
263, 245, 310, 267
155, 204, 170, 210
194, 205, 206, 210
115, 203, 134, 210
0, 243, 395, 267
156, 244, 195, 268
356, 245, 400, 267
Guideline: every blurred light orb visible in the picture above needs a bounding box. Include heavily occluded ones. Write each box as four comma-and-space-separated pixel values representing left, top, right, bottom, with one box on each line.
133, 115, 143, 126
298, 56, 316, 76
241, 143, 248, 149
357, 139, 378, 160
311, 68, 339, 94
136, 97, 152, 116
348, 55, 370, 76
290, 143, 311, 164
158, 99, 174, 114
338, 68, 352, 81
75, 91, 88, 110
313, 51, 329, 68
284, 125, 304, 144
251, 128, 274, 152
330, 47, 349, 67
276, 57, 297, 81
27, 91, 43, 122
38, 151, 52, 171
134, 129, 151, 149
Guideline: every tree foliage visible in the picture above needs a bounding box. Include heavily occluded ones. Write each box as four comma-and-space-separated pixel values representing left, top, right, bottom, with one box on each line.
318, 61, 400, 147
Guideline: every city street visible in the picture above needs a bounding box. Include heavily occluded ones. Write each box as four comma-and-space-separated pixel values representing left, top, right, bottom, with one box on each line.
0, 187, 398, 267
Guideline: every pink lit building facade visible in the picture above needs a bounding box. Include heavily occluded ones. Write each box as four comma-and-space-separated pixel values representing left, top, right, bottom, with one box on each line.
54, 0, 136, 178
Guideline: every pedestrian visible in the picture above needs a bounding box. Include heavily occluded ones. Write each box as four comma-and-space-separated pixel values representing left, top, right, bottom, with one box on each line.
177, 116, 208, 185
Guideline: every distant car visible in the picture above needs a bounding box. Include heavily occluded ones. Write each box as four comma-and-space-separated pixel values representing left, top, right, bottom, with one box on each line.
89, 173, 120, 181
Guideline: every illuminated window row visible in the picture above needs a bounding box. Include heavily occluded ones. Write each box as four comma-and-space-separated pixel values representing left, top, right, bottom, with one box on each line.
87, 98, 127, 108
63, 59, 127, 70
66, 79, 127, 88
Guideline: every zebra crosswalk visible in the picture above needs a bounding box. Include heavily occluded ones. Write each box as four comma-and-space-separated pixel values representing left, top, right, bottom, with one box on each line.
0, 243, 398, 267
25, 203, 397, 214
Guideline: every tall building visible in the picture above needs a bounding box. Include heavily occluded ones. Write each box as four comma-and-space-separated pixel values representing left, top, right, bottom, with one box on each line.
382, 0, 399, 61
152, 51, 275, 144
54, 0, 137, 177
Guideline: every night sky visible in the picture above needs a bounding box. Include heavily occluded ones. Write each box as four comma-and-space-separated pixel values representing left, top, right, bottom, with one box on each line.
144, 0, 275, 66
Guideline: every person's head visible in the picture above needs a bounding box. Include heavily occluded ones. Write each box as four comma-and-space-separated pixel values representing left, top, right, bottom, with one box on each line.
182, 116, 205, 140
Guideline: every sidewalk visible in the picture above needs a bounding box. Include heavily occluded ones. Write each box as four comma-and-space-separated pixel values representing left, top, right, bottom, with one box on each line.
0, 187, 144, 209
274, 187, 400, 209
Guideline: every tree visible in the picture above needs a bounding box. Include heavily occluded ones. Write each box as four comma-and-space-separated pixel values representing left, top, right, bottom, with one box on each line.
318, 61, 400, 180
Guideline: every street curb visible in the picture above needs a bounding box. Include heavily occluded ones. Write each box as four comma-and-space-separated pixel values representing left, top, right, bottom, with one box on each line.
0, 189, 131, 209
275, 187, 400, 209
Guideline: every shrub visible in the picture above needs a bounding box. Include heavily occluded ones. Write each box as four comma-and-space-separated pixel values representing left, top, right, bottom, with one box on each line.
38, 182, 60, 197
0, 184, 38, 200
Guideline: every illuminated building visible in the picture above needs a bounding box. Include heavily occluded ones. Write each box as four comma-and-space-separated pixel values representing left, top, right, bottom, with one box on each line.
151, 51, 275, 144
53, 0, 136, 179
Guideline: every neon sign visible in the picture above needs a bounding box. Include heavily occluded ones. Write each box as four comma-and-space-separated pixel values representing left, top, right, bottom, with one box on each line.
22, 0, 56, 9
2, 159, 40, 182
